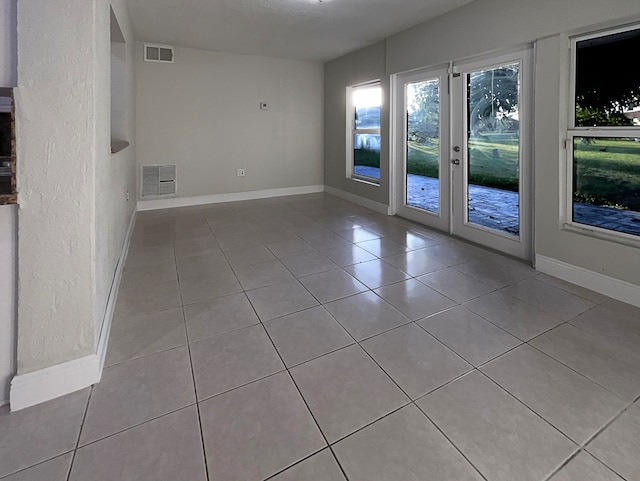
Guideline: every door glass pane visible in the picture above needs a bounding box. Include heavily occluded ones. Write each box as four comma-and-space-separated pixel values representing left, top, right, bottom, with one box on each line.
406, 79, 440, 213
573, 137, 640, 236
466, 63, 520, 236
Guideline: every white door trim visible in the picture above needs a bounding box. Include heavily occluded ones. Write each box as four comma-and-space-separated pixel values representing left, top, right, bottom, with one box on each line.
392, 65, 451, 231
450, 47, 534, 260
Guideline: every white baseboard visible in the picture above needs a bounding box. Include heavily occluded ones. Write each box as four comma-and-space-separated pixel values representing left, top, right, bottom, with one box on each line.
96, 209, 137, 373
536, 255, 640, 308
323, 186, 391, 215
137, 185, 324, 211
10, 354, 100, 411
10, 209, 138, 411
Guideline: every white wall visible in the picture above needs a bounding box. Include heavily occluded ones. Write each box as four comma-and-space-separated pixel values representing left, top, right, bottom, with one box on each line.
94, 0, 136, 344
0, 0, 17, 87
385, 0, 640, 75
136, 45, 324, 200
324, 42, 389, 206
111, 42, 127, 141
534, 33, 640, 287
16, 0, 98, 373
15, 0, 136, 378
324, 0, 640, 289
0, 204, 17, 404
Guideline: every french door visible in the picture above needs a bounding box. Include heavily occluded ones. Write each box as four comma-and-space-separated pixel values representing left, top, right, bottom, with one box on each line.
393, 49, 532, 260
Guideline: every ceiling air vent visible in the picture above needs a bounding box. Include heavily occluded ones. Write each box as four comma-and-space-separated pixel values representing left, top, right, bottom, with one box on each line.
141, 164, 176, 198
144, 43, 174, 63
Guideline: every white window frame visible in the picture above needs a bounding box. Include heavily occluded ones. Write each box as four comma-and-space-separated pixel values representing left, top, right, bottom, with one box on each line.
565, 24, 640, 245
346, 81, 381, 184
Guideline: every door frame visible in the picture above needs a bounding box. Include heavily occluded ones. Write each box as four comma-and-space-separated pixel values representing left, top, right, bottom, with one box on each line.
451, 48, 533, 260
390, 47, 534, 261
391, 65, 451, 232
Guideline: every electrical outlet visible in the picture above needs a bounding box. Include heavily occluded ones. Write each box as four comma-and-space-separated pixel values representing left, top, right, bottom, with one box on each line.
126, 191, 130, 201
237, 169, 245, 177
260, 102, 268, 110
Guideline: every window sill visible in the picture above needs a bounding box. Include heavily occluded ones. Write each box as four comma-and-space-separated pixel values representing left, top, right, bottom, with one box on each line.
111, 140, 130, 154
350, 176, 380, 187
562, 222, 640, 249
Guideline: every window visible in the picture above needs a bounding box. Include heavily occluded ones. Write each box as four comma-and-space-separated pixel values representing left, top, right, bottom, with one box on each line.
568, 26, 640, 239
348, 82, 381, 182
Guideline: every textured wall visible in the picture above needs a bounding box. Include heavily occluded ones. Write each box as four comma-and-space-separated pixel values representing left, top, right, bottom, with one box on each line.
136, 45, 324, 199
15, 0, 136, 374
93, 0, 136, 345
16, 0, 98, 373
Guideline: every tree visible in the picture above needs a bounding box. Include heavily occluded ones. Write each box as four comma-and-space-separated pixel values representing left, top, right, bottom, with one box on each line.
468, 66, 519, 136
575, 29, 640, 126
408, 79, 439, 140
576, 105, 634, 128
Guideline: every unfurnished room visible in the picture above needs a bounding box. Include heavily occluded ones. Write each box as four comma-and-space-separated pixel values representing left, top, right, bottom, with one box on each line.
1, 0, 640, 480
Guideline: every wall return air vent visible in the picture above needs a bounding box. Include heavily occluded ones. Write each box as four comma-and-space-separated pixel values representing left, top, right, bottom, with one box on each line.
144, 43, 174, 63
141, 164, 176, 198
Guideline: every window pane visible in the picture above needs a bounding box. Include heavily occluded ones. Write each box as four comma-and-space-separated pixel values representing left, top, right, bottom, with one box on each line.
573, 137, 640, 236
575, 28, 640, 127
466, 64, 520, 236
354, 134, 380, 179
354, 86, 381, 129
406, 79, 439, 213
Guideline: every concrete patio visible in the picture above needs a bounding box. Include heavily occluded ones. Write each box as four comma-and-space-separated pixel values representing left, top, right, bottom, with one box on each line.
355, 166, 640, 237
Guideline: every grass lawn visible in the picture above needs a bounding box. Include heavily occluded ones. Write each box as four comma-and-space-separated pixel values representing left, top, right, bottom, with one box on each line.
358, 136, 640, 212
354, 148, 380, 170
573, 138, 640, 211
407, 135, 520, 192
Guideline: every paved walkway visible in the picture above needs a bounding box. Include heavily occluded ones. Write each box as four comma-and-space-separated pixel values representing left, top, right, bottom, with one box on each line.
405, 174, 521, 235
574, 203, 640, 236
354, 166, 640, 236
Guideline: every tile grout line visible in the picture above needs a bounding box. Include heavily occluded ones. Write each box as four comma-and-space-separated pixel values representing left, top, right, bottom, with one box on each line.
176, 232, 212, 481
331, 310, 491, 480
260, 446, 335, 481
413, 308, 528, 368
578, 395, 640, 450
474, 368, 580, 442
469, 365, 636, 478
541, 449, 583, 481
65, 385, 94, 481
523, 325, 636, 403
185, 341, 212, 481
244, 294, 354, 481
63, 402, 201, 452
413, 397, 491, 481
0, 386, 94, 481
321, 273, 610, 481
307, 290, 491, 479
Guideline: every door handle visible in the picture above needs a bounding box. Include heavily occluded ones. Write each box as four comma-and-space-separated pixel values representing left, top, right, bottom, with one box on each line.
451, 159, 460, 165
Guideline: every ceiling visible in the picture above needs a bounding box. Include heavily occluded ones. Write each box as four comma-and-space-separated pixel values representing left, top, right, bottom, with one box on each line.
127, 0, 477, 62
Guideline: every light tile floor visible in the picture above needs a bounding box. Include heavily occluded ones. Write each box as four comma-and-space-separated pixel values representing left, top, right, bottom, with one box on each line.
1, 193, 640, 481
